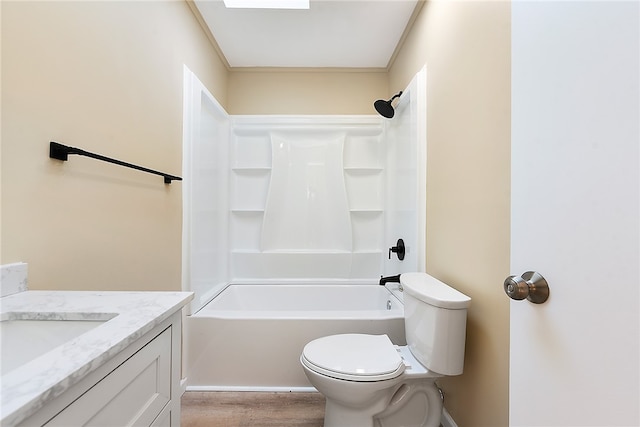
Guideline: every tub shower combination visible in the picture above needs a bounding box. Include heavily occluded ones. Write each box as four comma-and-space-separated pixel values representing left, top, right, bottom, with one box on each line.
182, 68, 426, 391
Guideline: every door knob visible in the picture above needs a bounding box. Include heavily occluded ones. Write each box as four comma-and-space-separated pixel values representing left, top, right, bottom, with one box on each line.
504, 271, 549, 304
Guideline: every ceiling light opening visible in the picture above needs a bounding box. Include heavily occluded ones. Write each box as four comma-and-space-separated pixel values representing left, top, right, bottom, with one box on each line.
223, 0, 310, 9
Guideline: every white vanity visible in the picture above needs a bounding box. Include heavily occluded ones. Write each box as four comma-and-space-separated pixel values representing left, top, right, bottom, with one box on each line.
0, 269, 193, 427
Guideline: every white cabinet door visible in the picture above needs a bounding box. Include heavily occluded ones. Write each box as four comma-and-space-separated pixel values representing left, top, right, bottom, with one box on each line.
510, 1, 639, 426
45, 328, 171, 427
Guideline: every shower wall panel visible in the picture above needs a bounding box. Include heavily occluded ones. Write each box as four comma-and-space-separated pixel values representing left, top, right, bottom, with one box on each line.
261, 134, 352, 252
229, 116, 385, 280
182, 67, 230, 314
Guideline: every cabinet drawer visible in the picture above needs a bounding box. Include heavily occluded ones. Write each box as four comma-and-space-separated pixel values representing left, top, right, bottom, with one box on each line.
45, 327, 171, 427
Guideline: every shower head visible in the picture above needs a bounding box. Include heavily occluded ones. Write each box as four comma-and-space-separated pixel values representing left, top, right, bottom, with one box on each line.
374, 91, 403, 118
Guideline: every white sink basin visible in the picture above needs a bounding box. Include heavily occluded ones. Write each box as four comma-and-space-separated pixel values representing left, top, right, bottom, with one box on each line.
0, 315, 115, 376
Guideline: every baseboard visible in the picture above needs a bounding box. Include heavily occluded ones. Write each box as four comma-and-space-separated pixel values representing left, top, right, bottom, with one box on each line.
185, 385, 318, 393
441, 408, 458, 427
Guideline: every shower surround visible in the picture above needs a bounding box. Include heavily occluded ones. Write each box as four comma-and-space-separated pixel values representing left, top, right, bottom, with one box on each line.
181, 66, 426, 390
182, 66, 426, 312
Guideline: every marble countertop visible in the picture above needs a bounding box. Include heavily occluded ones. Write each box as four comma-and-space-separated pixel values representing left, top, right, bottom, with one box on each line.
0, 290, 193, 426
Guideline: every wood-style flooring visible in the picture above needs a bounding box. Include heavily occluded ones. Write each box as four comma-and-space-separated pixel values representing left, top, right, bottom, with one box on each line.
181, 391, 326, 427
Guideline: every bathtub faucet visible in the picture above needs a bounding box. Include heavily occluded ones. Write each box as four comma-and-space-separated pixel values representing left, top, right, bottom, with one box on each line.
379, 274, 401, 286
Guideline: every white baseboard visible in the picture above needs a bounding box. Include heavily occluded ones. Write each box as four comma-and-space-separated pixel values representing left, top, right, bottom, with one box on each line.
185, 385, 318, 393
442, 408, 458, 427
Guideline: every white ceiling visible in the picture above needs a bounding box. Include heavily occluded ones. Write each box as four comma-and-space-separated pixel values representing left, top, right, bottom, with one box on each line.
194, 0, 420, 68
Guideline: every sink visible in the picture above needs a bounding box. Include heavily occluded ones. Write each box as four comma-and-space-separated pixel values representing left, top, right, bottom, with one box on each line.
0, 314, 116, 376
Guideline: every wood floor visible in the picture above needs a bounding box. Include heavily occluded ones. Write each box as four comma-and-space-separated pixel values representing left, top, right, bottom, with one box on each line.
181, 391, 326, 427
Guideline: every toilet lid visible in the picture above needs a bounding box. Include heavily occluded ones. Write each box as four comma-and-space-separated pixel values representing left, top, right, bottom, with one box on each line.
302, 334, 404, 382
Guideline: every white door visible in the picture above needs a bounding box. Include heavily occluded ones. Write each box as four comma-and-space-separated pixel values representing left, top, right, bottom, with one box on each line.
510, 2, 639, 426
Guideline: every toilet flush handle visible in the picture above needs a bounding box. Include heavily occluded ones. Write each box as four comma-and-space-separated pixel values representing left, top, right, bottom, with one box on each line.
504, 271, 550, 304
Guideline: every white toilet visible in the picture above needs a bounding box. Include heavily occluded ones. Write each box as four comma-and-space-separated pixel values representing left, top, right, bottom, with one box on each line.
300, 272, 471, 427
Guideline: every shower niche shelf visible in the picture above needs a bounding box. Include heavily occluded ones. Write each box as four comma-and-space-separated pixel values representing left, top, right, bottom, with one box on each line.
230, 133, 271, 170
350, 210, 383, 252
230, 211, 263, 252
230, 168, 270, 212
344, 166, 384, 175
231, 166, 271, 174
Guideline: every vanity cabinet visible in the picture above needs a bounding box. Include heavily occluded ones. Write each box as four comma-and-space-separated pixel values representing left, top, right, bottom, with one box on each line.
17, 311, 183, 427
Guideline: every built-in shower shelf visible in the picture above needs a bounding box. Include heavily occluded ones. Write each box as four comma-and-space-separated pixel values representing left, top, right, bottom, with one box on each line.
231, 209, 264, 213
343, 167, 383, 172
349, 209, 383, 213
350, 249, 382, 253
231, 166, 270, 212
231, 167, 271, 172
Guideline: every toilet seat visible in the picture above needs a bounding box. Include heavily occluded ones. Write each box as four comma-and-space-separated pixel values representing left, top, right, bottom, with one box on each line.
301, 334, 405, 382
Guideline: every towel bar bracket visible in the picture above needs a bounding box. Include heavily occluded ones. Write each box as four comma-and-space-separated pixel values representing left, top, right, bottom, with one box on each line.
49, 141, 74, 161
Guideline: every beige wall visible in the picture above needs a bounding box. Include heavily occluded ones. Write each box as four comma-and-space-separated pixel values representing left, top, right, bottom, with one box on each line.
228, 69, 388, 115
1, 0, 228, 291
389, 1, 511, 426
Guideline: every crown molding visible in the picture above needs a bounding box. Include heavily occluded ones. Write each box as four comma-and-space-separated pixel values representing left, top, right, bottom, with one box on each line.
186, 0, 425, 74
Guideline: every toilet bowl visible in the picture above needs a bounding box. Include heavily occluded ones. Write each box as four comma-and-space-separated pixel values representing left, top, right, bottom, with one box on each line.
300, 273, 471, 427
301, 334, 443, 427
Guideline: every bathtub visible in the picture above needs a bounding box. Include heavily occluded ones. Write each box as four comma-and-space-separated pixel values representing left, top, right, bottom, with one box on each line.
184, 283, 405, 391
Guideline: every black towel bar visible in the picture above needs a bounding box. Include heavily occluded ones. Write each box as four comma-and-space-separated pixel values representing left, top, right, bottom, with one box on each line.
49, 141, 182, 184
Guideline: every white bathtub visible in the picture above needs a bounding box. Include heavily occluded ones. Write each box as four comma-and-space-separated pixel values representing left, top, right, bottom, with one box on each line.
184, 283, 405, 391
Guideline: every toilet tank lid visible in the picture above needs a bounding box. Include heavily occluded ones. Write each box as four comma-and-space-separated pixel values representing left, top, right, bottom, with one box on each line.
401, 273, 471, 309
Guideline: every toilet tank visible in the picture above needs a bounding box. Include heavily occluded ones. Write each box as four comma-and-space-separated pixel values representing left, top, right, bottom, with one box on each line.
400, 273, 471, 376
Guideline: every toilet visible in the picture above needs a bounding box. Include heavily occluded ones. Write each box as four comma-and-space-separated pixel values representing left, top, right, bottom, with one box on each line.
300, 272, 471, 427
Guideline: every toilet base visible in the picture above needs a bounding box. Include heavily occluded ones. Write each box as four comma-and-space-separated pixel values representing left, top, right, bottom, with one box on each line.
374, 380, 443, 427
321, 379, 443, 427
324, 399, 385, 427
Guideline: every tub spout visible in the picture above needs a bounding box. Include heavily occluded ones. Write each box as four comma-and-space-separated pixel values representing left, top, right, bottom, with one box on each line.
379, 274, 401, 286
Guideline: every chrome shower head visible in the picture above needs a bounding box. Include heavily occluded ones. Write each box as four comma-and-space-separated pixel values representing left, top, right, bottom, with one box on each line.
374, 91, 403, 118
